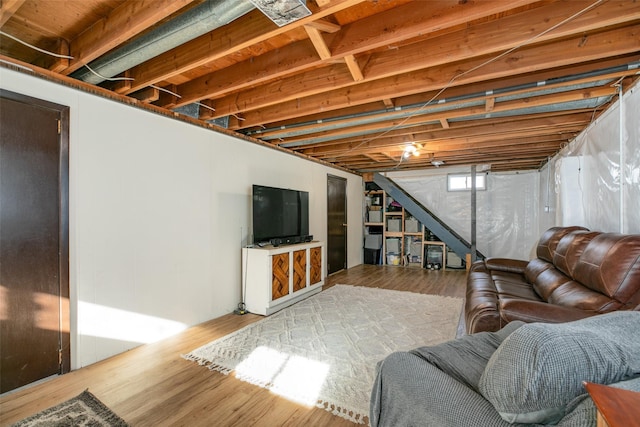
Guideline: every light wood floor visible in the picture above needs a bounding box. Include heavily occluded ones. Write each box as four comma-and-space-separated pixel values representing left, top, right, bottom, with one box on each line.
0, 265, 466, 426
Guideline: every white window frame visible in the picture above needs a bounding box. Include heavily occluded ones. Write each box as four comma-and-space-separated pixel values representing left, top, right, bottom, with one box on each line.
447, 173, 487, 192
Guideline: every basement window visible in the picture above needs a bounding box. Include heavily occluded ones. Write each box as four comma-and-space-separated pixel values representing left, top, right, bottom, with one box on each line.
447, 173, 487, 191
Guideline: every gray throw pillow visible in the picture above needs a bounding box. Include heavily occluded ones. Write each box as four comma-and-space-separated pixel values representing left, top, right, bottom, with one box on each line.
410, 321, 524, 392
478, 311, 640, 425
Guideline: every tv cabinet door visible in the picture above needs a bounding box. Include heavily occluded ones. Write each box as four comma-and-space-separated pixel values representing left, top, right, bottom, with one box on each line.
310, 246, 322, 285
293, 249, 307, 292
272, 253, 290, 300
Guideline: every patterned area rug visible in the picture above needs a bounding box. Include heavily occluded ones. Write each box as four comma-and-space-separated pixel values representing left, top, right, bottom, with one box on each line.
11, 390, 128, 426
184, 284, 463, 424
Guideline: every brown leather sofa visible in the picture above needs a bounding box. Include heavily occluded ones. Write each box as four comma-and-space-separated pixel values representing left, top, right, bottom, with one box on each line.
465, 226, 640, 334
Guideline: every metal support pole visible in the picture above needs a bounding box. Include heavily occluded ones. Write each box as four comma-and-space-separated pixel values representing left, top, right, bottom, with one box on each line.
471, 165, 477, 262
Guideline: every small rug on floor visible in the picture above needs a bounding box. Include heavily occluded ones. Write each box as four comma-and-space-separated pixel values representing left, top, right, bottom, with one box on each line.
11, 390, 128, 427
184, 284, 463, 424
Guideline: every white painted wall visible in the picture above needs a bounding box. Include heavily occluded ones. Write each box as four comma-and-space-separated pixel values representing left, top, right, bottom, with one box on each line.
1, 68, 363, 368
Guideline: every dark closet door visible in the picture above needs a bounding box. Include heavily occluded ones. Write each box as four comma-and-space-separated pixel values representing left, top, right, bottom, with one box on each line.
0, 90, 70, 393
327, 174, 347, 274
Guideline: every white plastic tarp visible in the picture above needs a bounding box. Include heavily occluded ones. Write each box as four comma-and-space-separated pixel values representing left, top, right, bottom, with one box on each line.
388, 170, 539, 260
554, 83, 639, 233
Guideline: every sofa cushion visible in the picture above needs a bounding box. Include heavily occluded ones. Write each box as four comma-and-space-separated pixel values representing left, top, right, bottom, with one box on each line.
478, 311, 640, 424
552, 230, 601, 278
409, 321, 524, 393
536, 226, 588, 262
572, 233, 640, 305
547, 281, 621, 312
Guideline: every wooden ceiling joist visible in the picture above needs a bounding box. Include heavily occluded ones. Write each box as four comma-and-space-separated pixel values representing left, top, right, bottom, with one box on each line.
216, 1, 640, 127
0, 0, 26, 27
122, 0, 367, 95
226, 24, 640, 128
166, 0, 606, 112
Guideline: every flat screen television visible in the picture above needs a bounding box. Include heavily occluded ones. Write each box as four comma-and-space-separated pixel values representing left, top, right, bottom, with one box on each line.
252, 184, 309, 245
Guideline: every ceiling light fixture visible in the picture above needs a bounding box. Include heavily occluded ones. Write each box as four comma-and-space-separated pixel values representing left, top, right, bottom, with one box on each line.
431, 160, 445, 167
403, 144, 420, 158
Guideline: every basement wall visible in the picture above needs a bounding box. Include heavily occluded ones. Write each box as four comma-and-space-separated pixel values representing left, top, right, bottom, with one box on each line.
386, 168, 539, 260
0, 67, 363, 369
543, 82, 640, 234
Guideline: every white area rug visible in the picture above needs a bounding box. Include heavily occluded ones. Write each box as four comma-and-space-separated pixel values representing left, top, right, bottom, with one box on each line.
184, 284, 463, 424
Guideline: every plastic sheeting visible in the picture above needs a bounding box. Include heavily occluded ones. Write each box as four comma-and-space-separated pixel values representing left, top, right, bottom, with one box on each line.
623, 84, 640, 232
553, 82, 640, 233
387, 169, 539, 260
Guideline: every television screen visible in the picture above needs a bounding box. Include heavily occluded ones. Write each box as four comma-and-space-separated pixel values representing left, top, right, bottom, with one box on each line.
252, 185, 309, 244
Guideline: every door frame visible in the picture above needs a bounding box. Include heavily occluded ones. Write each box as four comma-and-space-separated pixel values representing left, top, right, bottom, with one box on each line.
0, 89, 71, 377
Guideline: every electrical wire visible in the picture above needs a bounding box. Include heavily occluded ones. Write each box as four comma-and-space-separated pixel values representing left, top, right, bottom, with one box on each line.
0, 29, 134, 81
0, 30, 74, 59
336, 0, 606, 160
196, 102, 216, 112
81, 63, 134, 81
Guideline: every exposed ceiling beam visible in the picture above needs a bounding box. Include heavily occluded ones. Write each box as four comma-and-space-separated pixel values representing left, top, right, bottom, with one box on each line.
0, 0, 26, 27
130, 86, 160, 103
328, 0, 541, 58
221, 0, 640, 124
163, 0, 557, 108
228, 25, 639, 128
122, 0, 367, 94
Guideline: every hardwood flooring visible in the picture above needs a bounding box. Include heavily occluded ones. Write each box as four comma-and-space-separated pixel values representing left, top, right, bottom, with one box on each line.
0, 265, 466, 426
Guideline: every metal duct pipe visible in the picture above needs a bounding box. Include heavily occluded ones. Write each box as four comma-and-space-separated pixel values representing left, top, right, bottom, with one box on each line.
71, 0, 255, 84
246, 61, 640, 142
279, 97, 613, 148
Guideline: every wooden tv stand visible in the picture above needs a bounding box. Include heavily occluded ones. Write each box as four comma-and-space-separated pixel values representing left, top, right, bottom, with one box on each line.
242, 241, 325, 315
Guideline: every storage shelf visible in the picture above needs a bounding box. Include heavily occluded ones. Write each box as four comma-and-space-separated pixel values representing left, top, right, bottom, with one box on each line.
366, 187, 445, 269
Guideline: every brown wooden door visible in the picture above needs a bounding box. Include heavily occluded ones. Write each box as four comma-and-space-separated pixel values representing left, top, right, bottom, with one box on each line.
0, 90, 70, 393
327, 175, 347, 275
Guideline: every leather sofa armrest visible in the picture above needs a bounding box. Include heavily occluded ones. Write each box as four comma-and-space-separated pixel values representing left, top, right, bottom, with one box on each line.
500, 299, 597, 324
484, 258, 529, 274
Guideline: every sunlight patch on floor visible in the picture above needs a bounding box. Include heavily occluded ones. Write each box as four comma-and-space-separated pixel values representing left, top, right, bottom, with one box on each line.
235, 346, 330, 406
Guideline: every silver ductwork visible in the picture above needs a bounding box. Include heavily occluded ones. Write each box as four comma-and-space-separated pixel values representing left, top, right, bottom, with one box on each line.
71, 0, 255, 85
